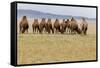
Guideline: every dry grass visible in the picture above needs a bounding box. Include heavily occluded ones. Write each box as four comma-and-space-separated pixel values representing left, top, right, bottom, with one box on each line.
17, 18, 96, 64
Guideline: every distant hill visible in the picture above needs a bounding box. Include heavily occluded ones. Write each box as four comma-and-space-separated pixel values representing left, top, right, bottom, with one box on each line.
17, 9, 96, 20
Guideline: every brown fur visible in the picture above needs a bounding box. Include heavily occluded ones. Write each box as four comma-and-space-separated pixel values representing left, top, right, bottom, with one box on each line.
60, 19, 67, 34
65, 17, 81, 34
70, 17, 82, 34
80, 17, 88, 35
19, 16, 29, 33
65, 19, 72, 34
54, 19, 60, 33
32, 19, 40, 33
46, 19, 54, 34
39, 18, 46, 33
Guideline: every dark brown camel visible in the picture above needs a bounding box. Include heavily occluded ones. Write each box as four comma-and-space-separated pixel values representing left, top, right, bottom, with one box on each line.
39, 18, 46, 33
19, 16, 29, 33
54, 19, 60, 33
32, 19, 40, 33
80, 17, 88, 35
46, 18, 54, 34
60, 19, 67, 34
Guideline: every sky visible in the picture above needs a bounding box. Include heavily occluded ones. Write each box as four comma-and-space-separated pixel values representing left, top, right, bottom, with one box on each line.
17, 3, 96, 18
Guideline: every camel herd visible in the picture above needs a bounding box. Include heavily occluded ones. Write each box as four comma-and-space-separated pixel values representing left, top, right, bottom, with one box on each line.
19, 16, 88, 35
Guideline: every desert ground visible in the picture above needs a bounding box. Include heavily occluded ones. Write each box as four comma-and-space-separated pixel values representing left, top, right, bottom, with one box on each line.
17, 18, 96, 64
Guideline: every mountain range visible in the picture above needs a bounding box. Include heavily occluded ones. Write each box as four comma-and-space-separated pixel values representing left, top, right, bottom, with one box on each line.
17, 9, 96, 20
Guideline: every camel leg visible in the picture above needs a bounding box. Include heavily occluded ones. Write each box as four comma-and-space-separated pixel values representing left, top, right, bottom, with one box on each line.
37, 27, 39, 34
40, 27, 43, 34
84, 31, 87, 35
48, 29, 50, 34
22, 29, 25, 33
39, 28, 42, 34
68, 28, 71, 34
44, 27, 47, 33
84, 28, 87, 35
53, 28, 55, 33
19, 25, 22, 34
47, 29, 50, 34
71, 29, 73, 35
32, 27, 34, 33
36, 28, 39, 33
36, 28, 37, 33
51, 28, 54, 34
34, 27, 36, 33
26, 29, 28, 34
44, 26, 47, 33
68, 29, 70, 34
66, 28, 69, 34
19, 28, 22, 34
56, 28, 58, 33
57, 27, 60, 33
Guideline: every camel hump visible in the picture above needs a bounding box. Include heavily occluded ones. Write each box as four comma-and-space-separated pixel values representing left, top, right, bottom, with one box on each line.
82, 17, 86, 21
47, 18, 51, 23
42, 18, 46, 21
34, 19, 38, 22
54, 19, 59, 24
21, 16, 28, 24
55, 19, 59, 21
71, 17, 75, 21
48, 18, 51, 21
22, 16, 28, 22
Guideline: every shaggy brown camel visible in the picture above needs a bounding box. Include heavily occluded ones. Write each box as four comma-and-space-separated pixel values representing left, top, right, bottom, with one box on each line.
32, 19, 40, 33
60, 19, 67, 34
46, 18, 54, 34
19, 16, 29, 33
39, 18, 46, 33
80, 17, 88, 35
54, 19, 60, 33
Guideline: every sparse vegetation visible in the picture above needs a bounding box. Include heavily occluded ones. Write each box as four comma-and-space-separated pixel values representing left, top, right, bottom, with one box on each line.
17, 19, 96, 64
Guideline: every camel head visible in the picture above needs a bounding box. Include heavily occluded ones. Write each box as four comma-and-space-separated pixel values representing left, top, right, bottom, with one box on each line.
22, 16, 27, 20
42, 18, 46, 21
71, 17, 75, 21
55, 19, 59, 22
